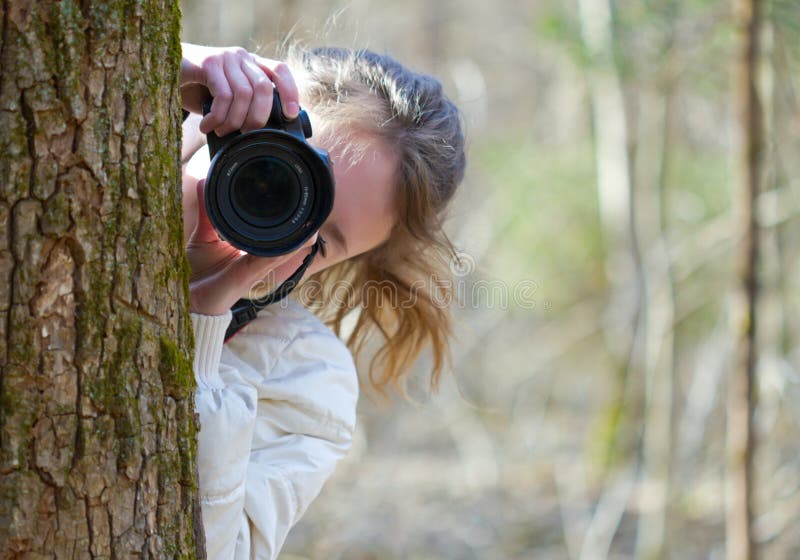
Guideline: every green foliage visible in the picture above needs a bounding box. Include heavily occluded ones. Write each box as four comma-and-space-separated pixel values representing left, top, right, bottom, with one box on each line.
665, 146, 731, 228
474, 138, 605, 310
772, 0, 800, 35
772, 0, 800, 72
535, 7, 588, 67
586, 367, 632, 473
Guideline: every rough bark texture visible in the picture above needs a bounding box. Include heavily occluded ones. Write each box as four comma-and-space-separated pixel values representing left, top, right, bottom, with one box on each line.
0, 1, 201, 557
727, 0, 762, 559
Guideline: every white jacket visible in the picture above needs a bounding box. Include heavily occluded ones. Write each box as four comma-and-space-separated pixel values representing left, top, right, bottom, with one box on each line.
191, 298, 359, 559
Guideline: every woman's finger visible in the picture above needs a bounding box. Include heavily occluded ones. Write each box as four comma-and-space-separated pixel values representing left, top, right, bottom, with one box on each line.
252, 56, 300, 119
240, 58, 274, 133
199, 56, 233, 135
215, 51, 253, 136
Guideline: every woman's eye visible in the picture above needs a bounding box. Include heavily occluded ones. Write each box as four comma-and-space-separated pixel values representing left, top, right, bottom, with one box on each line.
322, 224, 348, 256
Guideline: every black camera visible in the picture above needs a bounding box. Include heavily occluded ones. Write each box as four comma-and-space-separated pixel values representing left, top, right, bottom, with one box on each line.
203, 93, 334, 257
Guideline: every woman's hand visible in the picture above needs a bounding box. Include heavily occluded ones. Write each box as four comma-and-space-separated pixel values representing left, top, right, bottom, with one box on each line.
187, 180, 317, 316
180, 42, 300, 136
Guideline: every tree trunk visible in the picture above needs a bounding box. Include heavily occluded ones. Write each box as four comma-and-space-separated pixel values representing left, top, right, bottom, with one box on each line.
0, 1, 202, 557
577, 1, 642, 556
634, 84, 677, 560
727, 0, 763, 559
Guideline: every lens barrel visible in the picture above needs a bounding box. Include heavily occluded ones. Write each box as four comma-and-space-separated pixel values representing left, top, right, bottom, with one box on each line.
202, 95, 334, 257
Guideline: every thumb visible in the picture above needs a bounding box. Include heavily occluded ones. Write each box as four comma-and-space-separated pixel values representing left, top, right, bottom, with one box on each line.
191, 180, 221, 244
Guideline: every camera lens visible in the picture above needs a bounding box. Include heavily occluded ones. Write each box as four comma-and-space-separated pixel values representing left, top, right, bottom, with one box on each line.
205, 131, 333, 257
231, 157, 301, 227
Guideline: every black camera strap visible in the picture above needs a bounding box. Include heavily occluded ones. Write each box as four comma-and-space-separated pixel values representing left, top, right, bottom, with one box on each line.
224, 236, 326, 342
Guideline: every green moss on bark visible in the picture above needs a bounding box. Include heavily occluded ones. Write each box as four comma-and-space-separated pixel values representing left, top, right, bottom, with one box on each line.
158, 335, 194, 400
41, 191, 71, 234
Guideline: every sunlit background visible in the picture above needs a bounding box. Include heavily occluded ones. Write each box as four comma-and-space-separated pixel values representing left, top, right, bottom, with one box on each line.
181, 1, 800, 558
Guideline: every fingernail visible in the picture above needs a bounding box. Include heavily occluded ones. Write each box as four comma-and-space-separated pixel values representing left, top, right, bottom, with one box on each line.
285, 101, 299, 118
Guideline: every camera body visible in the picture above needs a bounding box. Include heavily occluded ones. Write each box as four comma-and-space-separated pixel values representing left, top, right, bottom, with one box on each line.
203, 93, 334, 257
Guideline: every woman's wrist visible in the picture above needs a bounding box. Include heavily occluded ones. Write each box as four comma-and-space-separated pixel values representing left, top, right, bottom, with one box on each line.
190, 311, 232, 388
190, 289, 235, 317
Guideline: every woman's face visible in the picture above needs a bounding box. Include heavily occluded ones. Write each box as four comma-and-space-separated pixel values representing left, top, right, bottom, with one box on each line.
305, 136, 398, 275
183, 132, 398, 286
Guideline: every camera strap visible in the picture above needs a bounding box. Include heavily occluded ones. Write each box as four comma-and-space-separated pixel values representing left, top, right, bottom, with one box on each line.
224, 236, 327, 342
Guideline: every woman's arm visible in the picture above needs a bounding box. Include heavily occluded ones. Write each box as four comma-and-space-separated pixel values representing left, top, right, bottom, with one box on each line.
191, 311, 257, 559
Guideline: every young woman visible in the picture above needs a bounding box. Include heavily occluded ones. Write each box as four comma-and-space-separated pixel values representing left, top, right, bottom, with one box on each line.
180, 42, 465, 559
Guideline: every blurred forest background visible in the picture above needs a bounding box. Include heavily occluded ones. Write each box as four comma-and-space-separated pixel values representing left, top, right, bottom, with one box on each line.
181, 1, 800, 558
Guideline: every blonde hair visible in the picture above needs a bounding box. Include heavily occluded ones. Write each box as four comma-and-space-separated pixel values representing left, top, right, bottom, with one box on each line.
288, 47, 466, 396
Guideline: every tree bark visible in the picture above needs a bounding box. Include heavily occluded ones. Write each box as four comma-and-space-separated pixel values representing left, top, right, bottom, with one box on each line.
727, 0, 763, 559
0, 1, 201, 557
